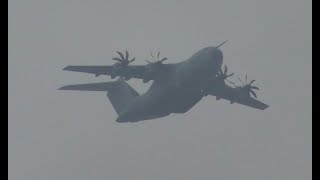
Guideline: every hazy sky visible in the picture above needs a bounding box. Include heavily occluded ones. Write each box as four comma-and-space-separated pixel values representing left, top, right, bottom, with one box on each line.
9, 0, 312, 180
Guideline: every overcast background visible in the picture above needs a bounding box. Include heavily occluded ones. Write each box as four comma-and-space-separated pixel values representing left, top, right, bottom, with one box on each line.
9, 0, 312, 180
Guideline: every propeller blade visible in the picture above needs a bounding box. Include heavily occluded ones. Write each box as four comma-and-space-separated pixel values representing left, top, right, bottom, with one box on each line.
145, 60, 152, 63
125, 50, 129, 61
129, 58, 135, 62
224, 65, 227, 74
157, 52, 160, 61
245, 75, 248, 84
117, 51, 125, 60
238, 77, 245, 86
251, 86, 259, 90
227, 73, 234, 77
227, 79, 235, 85
249, 89, 257, 98
249, 80, 255, 85
112, 57, 122, 62
150, 51, 156, 62
160, 57, 167, 62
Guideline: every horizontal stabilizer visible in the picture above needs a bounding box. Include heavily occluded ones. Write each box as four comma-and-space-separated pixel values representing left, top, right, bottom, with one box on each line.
58, 82, 118, 91
59, 80, 139, 115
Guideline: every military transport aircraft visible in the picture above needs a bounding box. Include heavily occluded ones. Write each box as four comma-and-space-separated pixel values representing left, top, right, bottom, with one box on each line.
59, 42, 269, 122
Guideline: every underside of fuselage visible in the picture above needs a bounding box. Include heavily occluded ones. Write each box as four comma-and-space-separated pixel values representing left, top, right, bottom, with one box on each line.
115, 85, 204, 123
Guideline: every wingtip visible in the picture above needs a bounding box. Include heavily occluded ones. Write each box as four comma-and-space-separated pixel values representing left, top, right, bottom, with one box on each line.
58, 86, 70, 90
262, 104, 270, 110
62, 66, 69, 70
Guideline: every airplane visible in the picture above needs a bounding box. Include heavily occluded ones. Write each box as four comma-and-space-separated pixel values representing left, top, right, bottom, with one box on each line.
59, 41, 269, 123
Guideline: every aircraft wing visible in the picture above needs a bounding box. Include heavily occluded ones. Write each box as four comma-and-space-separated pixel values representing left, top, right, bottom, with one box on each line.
63, 65, 146, 79
234, 97, 269, 110
63, 63, 178, 82
208, 86, 269, 110
218, 94, 269, 110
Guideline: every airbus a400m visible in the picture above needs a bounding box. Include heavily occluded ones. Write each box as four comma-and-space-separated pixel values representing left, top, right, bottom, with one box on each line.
59, 42, 269, 122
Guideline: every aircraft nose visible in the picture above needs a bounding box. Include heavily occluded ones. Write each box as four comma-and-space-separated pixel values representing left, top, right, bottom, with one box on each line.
215, 48, 223, 59
212, 48, 223, 67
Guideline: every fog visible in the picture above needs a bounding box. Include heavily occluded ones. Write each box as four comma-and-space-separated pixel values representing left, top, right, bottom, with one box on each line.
9, 0, 311, 179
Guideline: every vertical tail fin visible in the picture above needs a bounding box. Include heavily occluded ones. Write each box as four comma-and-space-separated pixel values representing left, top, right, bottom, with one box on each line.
106, 80, 139, 114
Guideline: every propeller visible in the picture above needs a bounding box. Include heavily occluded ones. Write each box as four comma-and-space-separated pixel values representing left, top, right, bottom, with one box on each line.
141, 51, 167, 83
145, 51, 168, 64
217, 65, 235, 85
112, 50, 135, 66
237, 75, 260, 98
110, 50, 135, 79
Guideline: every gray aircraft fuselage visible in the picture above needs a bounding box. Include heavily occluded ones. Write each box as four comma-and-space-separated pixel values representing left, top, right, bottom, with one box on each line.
116, 47, 223, 122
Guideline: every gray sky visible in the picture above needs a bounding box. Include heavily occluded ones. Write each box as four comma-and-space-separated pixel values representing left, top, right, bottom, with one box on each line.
9, 0, 312, 180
